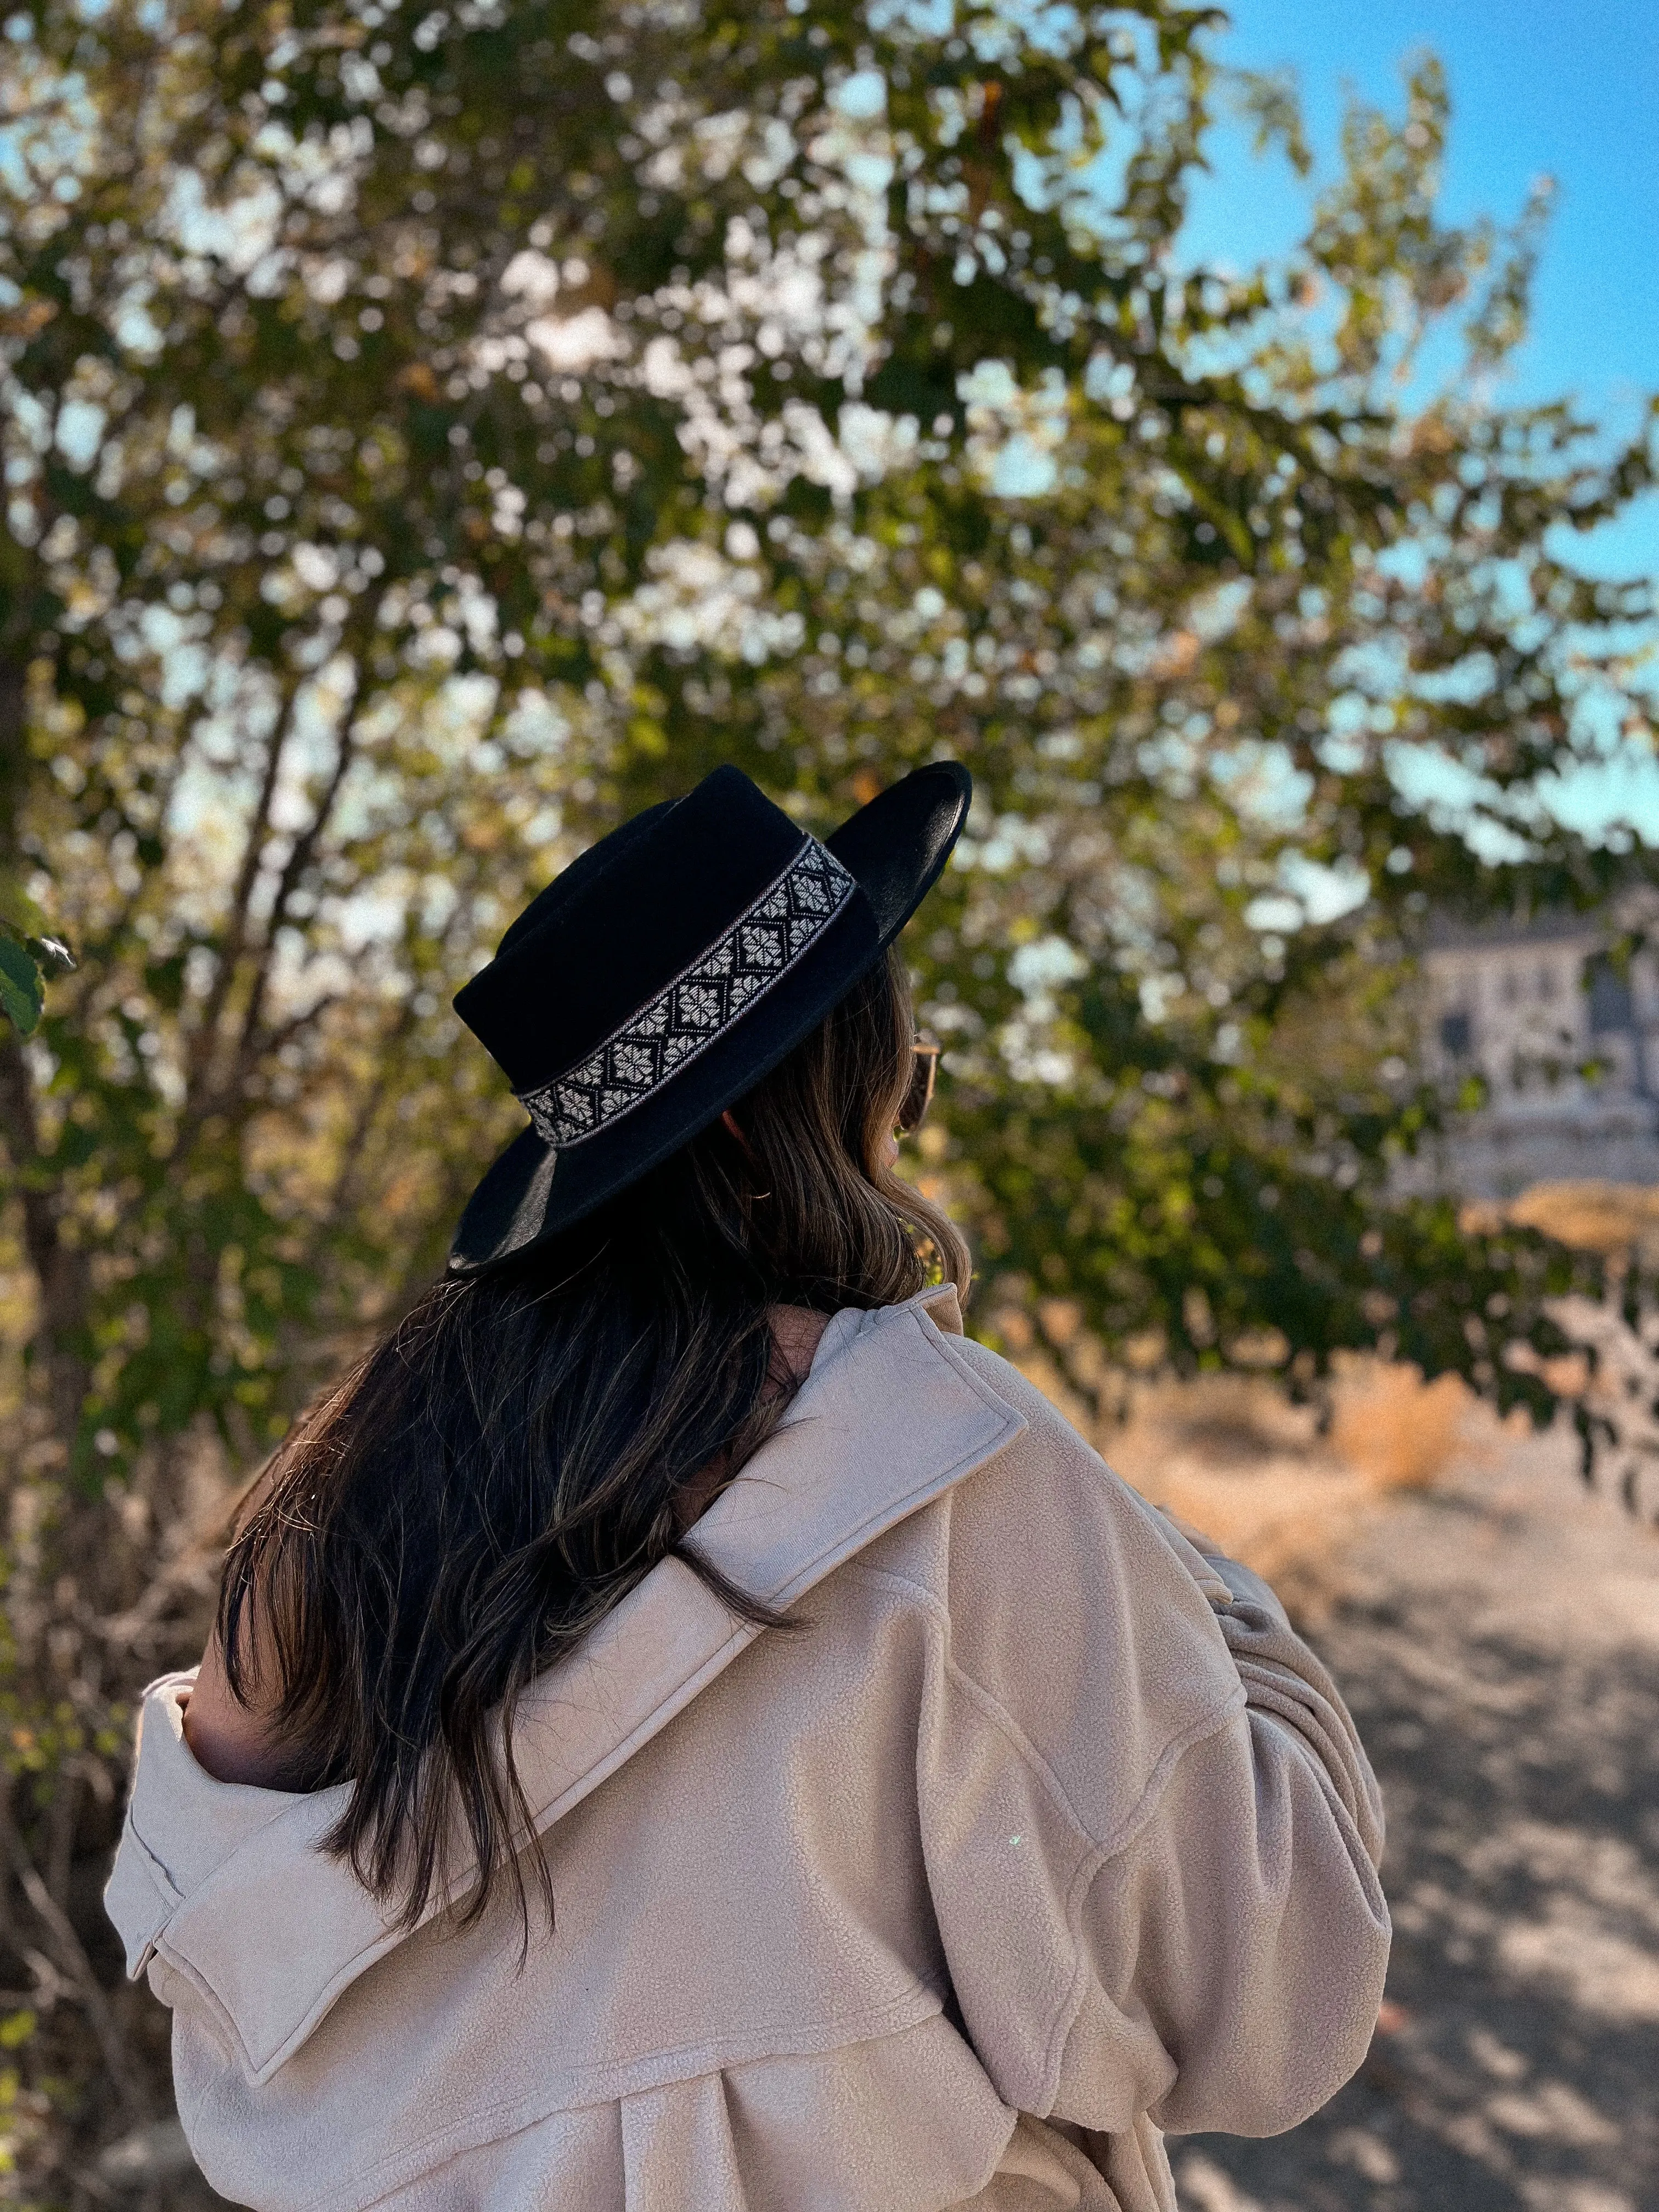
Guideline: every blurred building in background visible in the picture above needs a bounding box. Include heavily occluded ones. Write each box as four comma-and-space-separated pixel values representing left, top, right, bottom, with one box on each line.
1413, 899, 1659, 1196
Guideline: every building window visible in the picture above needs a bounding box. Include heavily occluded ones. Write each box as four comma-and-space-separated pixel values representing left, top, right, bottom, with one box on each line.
1587, 956, 1634, 1035
1440, 1011, 1473, 1057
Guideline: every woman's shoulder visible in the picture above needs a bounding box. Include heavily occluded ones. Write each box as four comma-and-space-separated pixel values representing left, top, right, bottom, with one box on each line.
826, 1322, 1248, 1872
936, 1333, 1194, 1551
853, 1318, 1238, 1657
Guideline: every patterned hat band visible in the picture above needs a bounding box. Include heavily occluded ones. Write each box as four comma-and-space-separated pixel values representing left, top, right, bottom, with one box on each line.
515, 836, 857, 1150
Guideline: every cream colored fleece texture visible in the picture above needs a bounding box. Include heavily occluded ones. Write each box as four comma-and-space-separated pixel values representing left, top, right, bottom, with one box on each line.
105, 1286, 1389, 2212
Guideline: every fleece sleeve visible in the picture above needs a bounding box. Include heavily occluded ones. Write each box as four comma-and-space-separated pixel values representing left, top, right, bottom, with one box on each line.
1057, 1548, 1389, 2137
917, 1355, 1390, 2144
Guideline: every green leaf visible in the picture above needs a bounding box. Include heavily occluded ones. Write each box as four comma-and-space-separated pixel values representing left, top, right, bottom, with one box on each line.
0, 932, 45, 1037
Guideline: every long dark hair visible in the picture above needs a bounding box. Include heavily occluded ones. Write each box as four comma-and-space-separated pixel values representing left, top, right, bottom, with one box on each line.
218, 948, 968, 1932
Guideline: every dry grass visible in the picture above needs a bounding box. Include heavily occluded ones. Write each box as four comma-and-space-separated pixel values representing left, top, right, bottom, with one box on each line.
1464, 1179, 1659, 1266
996, 1176, 1659, 1618
1329, 1360, 1475, 1493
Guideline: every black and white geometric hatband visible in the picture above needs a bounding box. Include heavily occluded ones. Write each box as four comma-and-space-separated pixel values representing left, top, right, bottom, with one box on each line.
516, 836, 856, 1149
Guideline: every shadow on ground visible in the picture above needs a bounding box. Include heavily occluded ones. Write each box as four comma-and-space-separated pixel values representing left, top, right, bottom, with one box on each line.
1177, 1464, 1659, 2212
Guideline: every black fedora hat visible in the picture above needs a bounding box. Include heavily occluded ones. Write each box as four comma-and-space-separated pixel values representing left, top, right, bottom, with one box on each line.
448, 761, 971, 1271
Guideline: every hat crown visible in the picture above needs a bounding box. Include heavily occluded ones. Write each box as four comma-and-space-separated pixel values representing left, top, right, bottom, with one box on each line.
454, 767, 837, 1099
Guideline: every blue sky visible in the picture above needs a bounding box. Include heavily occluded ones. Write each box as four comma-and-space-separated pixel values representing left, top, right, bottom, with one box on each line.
1178, 1, 1657, 841
1183, 0, 1657, 580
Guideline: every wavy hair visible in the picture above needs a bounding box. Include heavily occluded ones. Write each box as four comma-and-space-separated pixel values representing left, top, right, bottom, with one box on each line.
217, 947, 968, 1933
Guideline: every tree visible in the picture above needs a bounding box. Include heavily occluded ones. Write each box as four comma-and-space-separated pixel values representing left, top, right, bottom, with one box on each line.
0, 0, 1654, 2190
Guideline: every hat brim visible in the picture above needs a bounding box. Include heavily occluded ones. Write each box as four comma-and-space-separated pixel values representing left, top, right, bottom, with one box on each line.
448, 762, 970, 1273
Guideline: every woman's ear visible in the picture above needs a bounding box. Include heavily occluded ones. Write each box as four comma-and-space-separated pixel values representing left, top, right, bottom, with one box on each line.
721, 1109, 772, 1200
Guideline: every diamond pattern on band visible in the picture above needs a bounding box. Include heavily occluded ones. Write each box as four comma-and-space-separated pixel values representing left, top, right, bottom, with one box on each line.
516, 837, 857, 1149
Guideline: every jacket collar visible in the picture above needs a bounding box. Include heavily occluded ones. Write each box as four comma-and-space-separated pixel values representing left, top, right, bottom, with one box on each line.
120, 1286, 1026, 2086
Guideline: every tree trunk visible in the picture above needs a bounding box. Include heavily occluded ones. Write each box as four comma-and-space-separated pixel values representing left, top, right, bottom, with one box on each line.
0, 654, 89, 1463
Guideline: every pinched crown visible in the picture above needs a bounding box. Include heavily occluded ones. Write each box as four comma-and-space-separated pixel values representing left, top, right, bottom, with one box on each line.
515, 837, 856, 1149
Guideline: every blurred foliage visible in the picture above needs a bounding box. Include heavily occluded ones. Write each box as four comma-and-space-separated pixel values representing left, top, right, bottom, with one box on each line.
0, 0, 1655, 2194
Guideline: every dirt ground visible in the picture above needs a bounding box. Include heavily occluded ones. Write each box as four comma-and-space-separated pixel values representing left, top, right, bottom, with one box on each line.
1174, 1427, 1659, 2212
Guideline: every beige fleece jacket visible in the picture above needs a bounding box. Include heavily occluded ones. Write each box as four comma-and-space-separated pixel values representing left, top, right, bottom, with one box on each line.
105, 1285, 1389, 2212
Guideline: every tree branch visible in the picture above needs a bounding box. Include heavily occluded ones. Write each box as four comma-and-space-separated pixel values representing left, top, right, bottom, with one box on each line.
0, 1032, 91, 1451
9, 1832, 145, 2121
230, 704, 361, 1087
180, 675, 304, 1121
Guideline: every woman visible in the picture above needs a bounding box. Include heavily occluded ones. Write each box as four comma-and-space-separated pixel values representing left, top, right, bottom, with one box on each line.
106, 763, 1389, 2212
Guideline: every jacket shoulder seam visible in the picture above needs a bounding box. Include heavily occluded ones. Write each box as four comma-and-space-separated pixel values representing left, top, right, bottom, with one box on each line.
1041, 1685, 1248, 2112
850, 1565, 1106, 1864
848, 1564, 1245, 1865
851, 1560, 1249, 2117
